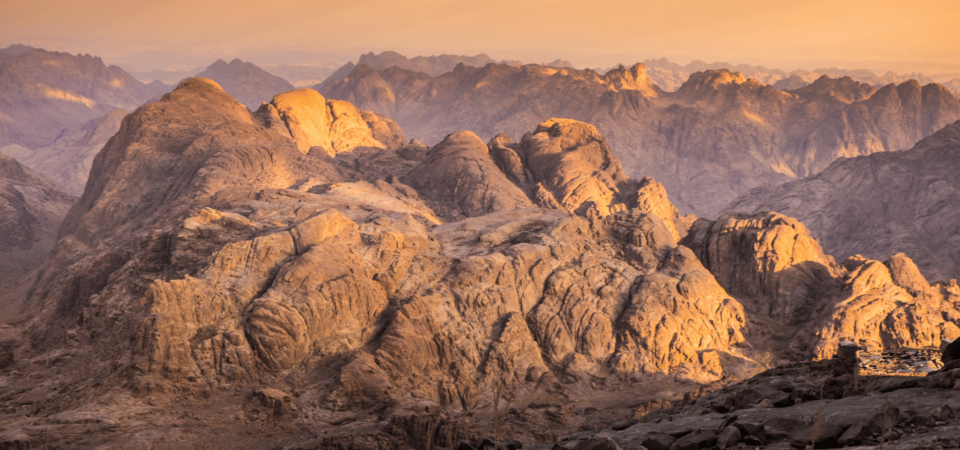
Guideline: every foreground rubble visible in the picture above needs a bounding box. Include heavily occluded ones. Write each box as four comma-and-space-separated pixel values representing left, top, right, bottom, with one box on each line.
549, 359, 960, 450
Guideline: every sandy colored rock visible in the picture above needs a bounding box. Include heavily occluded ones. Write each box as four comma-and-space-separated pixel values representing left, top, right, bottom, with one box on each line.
684, 210, 960, 361
404, 131, 533, 218
730, 120, 960, 281
270, 88, 397, 156
518, 119, 635, 217
683, 211, 838, 323
4, 73, 960, 448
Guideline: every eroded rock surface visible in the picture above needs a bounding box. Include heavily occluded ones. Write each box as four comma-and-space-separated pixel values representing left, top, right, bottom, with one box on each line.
684, 211, 960, 361
730, 119, 960, 282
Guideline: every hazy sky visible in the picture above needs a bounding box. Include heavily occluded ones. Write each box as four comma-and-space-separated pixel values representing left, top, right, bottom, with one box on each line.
2, 0, 958, 75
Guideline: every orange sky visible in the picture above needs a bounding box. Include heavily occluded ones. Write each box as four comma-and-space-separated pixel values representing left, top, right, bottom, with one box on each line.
2, 0, 957, 75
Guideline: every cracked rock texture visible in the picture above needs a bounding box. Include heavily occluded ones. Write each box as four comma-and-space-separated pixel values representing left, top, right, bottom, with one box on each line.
730, 119, 960, 282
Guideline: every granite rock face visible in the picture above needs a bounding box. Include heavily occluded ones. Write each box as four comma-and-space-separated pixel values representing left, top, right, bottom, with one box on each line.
11, 78, 756, 411
729, 119, 960, 282
266, 88, 403, 156
684, 211, 960, 361
318, 63, 960, 216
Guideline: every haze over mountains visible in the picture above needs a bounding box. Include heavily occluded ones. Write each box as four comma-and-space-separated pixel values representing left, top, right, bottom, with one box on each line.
317, 61, 960, 217
0, 154, 73, 291
730, 119, 960, 282
0, 45, 164, 149
193, 58, 295, 109
637, 57, 947, 93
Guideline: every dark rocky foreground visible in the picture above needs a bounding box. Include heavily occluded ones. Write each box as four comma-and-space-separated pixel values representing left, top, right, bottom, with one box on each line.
542, 359, 960, 450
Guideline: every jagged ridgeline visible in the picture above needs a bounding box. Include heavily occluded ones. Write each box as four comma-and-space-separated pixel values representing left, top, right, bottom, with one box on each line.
2, 77, 957, 446
317, 62, 960, 217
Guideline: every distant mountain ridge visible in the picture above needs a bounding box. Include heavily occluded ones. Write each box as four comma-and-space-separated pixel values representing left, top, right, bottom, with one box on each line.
0, 46, 165, 150
317, 62, 960, 217
0, 153, 74, 295
193, 58, 295, 109
729, 119, 960, 282
619, 57, 954, 93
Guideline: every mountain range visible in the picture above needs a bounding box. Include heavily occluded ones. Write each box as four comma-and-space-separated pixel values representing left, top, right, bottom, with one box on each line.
317, 62, 960, 217
0, 46, 165, 150
730, 119, 960, 282
636, 57, 949, 93
0, 77, 956, 447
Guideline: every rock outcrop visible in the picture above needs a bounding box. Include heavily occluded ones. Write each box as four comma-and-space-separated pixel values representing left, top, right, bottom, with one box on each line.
729, 119, 960, 282
4, 78, 760, 436
683, 211, 960, 361
266, 88, 403, 156
194, 59, 295, 110
318, 63, 960, 216
403, 131, 533, 218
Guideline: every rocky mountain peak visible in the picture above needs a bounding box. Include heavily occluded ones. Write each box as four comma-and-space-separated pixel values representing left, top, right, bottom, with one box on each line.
5, 75, 960, 446
790, 74, 876, 103
193, 58, 294, 110
603, 63, 660, 97
522, 118, 635, 216
268, 88, 399, 156
675, 69, 748, 95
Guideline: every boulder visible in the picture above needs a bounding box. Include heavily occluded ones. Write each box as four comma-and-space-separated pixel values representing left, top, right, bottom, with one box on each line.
637, 433, 674, 450
572, 436, 622, 450
716, 426, 741, 449
838, 405, 900, 446
250, 387, 298, 417
611, 418, 640, 431
788, 422, 844, 448
671, 430, 717, 450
